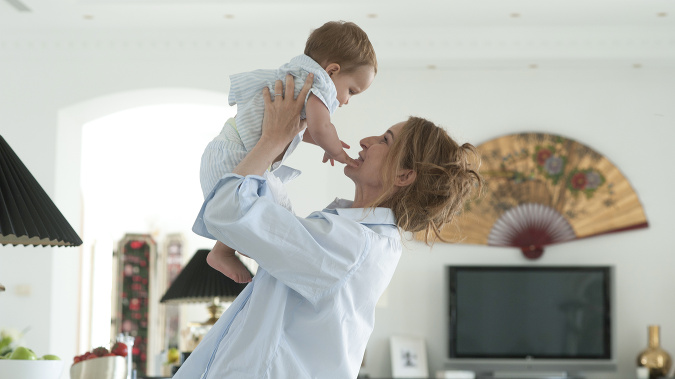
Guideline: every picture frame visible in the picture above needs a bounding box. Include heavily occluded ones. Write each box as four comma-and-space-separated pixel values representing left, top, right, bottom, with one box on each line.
390, 335, 429, 378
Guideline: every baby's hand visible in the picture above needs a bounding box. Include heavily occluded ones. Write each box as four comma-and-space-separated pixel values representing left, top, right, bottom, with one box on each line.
322, 148, 358, 167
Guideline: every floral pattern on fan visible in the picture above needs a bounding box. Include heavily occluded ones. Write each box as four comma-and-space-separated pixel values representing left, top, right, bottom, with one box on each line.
429, 132, 648, 258
533, 144, 567, 184
567, 168, 606, 198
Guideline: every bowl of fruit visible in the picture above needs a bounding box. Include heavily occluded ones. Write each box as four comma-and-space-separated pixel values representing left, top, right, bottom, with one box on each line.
70, 342, 128, 379
0, 346, 65, 379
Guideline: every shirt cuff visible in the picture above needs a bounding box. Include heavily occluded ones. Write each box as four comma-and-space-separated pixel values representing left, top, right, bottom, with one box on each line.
192, 173, 268, 240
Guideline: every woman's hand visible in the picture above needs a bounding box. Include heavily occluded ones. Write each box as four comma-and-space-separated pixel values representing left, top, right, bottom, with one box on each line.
232, 74, 313, 177
260, 73, 314, 149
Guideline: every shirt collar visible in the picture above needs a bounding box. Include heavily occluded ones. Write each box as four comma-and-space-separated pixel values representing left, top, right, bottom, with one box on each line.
270, 165, 302, 183
289, 54, 324, 71
324, 198, 397, 226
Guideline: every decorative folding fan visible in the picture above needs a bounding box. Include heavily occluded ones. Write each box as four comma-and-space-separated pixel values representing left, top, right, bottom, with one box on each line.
432, 132, 648, 259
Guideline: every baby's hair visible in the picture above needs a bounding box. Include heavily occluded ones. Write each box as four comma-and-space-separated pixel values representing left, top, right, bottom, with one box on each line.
374, 116, 484, 245
304, 20, 378, 74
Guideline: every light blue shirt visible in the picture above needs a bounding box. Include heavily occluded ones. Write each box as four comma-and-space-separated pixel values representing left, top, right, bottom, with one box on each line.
183, 173, 402, 379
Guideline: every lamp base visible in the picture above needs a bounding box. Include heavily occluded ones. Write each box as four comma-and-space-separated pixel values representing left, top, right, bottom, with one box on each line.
203, 298, 224, 325
181, 298, 226, 351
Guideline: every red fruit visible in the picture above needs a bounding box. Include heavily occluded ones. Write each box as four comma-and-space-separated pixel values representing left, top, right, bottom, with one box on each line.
93, 346, 109, 357
111, 342, 128, 357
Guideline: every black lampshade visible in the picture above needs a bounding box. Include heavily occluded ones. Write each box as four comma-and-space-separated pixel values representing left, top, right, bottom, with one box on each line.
160, 249, 252, 304
0, 135, 82, 247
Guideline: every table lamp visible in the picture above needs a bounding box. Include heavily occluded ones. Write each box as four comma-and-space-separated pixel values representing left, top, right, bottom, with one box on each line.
160, 249, 252, 325
0, 135, 83, 292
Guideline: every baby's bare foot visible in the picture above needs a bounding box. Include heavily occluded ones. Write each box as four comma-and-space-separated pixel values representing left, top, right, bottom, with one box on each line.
207, 251, 252, 283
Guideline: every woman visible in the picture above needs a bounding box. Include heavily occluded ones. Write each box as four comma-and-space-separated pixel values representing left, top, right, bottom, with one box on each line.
177, 75, 482, 379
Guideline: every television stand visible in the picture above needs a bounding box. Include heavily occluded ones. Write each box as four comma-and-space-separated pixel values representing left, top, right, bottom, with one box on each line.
476, 372, 585, 379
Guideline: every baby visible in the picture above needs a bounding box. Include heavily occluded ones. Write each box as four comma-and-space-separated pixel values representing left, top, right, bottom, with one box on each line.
197, 20, 377, 282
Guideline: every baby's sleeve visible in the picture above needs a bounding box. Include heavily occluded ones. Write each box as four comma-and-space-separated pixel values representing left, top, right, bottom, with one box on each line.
306, 73, 339, 115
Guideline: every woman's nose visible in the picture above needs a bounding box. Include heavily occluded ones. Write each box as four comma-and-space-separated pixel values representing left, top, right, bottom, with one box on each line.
360, 136, 375, 149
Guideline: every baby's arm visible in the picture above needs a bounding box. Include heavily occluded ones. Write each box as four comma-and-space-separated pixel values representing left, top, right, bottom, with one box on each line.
304, 94, 358, 167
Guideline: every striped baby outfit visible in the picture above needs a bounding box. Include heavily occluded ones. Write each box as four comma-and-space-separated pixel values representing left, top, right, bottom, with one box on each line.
198, 54, 337, 209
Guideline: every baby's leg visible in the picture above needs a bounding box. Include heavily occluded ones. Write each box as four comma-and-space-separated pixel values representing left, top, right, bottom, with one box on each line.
206, 240, 252, 283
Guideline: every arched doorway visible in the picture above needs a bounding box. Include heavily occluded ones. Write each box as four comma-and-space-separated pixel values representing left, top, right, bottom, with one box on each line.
53, 88, 231, 373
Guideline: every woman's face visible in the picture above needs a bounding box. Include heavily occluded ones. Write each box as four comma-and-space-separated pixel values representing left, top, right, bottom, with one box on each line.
345, 121, 405, 189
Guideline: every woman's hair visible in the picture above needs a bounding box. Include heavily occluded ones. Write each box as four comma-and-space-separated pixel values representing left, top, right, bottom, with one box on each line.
373, 116, 484, 245
304, 20, 378, 74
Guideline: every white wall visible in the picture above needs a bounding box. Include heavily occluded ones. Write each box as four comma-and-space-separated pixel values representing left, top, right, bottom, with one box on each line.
319, 66, 675, 378
0, 29, 674, 379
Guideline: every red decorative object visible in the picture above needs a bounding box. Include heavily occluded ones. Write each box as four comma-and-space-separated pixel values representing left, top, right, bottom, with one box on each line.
130, 241, 145, 249
114, 235, 155, 374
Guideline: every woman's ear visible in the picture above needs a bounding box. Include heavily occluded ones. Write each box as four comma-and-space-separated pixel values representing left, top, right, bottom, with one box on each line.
394, 169, 416, 187
325, 63, 341, 77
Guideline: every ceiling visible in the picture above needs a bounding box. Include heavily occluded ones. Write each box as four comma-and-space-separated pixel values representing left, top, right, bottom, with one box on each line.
1, 0, 674, 67
2, 0, 673, 30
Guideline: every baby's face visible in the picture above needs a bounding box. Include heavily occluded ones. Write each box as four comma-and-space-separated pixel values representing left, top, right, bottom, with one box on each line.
330, 65, 375, 107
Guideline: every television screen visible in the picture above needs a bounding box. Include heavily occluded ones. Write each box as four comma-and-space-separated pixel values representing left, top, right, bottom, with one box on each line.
448, 266, 611, 360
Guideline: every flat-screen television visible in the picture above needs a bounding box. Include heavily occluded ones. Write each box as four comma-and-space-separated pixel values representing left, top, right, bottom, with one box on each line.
446, 266, 616, 377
